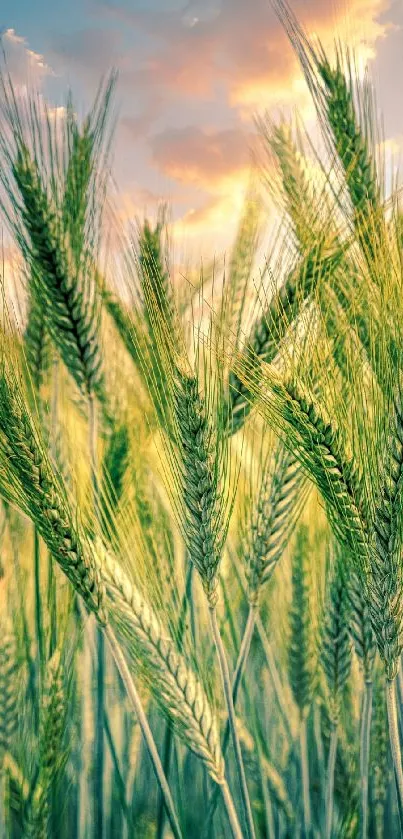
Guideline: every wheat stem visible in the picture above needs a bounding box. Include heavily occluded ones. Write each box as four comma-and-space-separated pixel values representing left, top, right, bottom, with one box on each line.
360, 680, 373, 839
0, 771, 5, 839
209, 606, 255, 839
157, 561, 193, 839
47, 356, 59, 658
386, 678, 403, 834
104, 623, 183, 839
221, 778, 245, 839
313, 702, 326, 797
103, 710, 134, 833
255, 613, 293, 742
300, 715, 312, 838
398, 665, 403, 707
88, 392, 105, 839
33, 526, 44, 688
325, 723, 338, 839
221, 604, 257, 749
202, 605, 256, 837
233, 557, 293, 740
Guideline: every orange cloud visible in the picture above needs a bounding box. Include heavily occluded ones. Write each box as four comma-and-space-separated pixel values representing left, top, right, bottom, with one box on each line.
103, 0, 391, 114
151, 126, 258, 188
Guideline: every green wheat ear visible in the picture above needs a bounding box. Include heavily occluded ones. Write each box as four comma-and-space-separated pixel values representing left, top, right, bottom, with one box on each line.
0, 619, 19, 769
138, 213, 181, 433
173, 367, 228, 605
24, 291, 51, 393
13, 145, 104, 400
274, 2, 383, 263
316, 54, 380, 255
63, 117, 94, 260
348, 570, 375, 682
370, 666, 389, 839
369, 373, 403, 679
320, 550, 352, 724
227, 241, 342, 433
288, 525, 317, 717
267, 122, 318, 250
139, 212, 173, 329
246, 443, 306, 604
219, 178, 262, 354
263, 116, 377, 388
25, 651, 67, 837
103, 550, 224, 785
0, 365, 106, 620
100, 420, 130, 544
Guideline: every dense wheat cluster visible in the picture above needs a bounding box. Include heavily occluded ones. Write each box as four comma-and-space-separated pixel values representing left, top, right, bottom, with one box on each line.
2, 2, 403, 837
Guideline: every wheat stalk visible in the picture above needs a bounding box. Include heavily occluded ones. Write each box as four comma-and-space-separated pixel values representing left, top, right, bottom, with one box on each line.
371, 668, 389, 839
348, 569, 376, 839
288, 525, 317, 837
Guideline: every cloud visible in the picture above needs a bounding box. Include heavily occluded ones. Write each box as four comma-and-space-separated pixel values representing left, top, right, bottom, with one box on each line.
2, 29, 52, 85
100, 0, 391, 112
9, 0, 394, 257
150, 126, 257, 187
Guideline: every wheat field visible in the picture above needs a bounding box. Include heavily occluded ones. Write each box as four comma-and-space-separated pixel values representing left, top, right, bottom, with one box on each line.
0, 2, 403, 837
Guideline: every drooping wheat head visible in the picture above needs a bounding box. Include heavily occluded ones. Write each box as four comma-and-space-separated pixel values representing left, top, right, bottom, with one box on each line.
0, 361, 105, 619
103, 549, 224, 785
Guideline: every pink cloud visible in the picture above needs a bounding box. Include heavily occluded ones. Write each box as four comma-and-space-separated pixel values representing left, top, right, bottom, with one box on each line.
150, 126, 257, 186
100, 0, 391, 108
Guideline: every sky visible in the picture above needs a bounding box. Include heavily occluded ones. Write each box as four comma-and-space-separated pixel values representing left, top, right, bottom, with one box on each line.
1, 0, 403, 260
